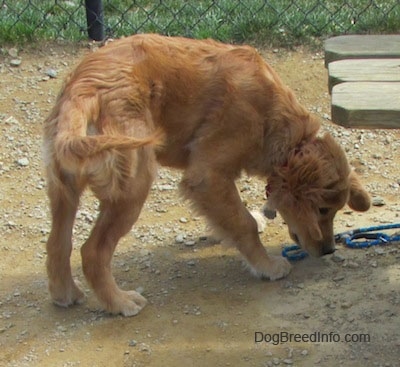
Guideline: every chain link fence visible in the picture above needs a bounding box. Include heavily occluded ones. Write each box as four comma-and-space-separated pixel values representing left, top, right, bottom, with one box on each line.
1, 0, 399, 45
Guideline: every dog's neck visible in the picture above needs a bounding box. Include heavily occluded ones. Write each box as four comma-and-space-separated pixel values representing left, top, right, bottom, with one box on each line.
264, 123, 319, 174
263, 85, 321, 173
265, 140, 307, 192
246, 85, 321, 178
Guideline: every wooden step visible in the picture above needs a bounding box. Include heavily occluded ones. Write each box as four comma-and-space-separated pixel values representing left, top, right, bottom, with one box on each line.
325, 35, 400, 67
328, 58, 400, 92
331, 82, 400, 129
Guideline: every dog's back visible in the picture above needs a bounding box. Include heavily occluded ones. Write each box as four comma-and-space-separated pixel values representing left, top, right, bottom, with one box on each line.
44, 34, 284, 173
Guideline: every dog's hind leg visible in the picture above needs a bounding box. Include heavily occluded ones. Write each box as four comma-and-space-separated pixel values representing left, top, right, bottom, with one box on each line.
46, 171, 86, 307
81, 150, 156, 316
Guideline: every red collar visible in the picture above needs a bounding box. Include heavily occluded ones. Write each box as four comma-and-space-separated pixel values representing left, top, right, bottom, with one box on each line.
265, 141, 312, 198
265, 183, 272, 198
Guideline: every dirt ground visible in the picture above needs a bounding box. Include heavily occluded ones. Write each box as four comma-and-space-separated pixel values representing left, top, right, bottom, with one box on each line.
0, 41, 399, 367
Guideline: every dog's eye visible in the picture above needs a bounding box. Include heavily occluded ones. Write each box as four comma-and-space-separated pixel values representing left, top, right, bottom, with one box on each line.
319, 207, 329, 215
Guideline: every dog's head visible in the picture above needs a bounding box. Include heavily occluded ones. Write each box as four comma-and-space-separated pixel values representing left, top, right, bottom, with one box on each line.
265, 133, 370, 257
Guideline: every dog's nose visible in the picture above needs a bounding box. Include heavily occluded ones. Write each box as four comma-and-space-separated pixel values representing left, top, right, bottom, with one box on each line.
263, 205, 276, 219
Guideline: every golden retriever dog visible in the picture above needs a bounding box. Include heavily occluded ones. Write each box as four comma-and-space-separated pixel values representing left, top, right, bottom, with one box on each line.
43, 34, 370, 316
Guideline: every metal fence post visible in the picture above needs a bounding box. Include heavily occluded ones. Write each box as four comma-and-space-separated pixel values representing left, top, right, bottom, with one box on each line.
85, 0, 105, 41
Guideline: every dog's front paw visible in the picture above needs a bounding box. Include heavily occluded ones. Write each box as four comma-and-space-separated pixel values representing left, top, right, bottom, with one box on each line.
249, 255, 292, 281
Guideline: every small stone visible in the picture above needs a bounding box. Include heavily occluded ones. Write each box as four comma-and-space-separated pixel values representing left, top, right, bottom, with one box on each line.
272, 358, 280, 365
8, 48, 18, 57
372, 197, 385, 207
10, 59, 22, 67
283, 359, 293, 365
374, 247, 385, 255
370, 260, 378, 268
179, 217, 188, 223
323, 113, 330, 120
7, 221, 16, 228
17, 157, 29, 167
331, 253, 345, 263
341, 301, 352, 309
138, 343, 151, 353
158, 184, 174, 191
283, 281, 293, 289
45, 68, 57, 78
346, 261, 359, 269
301, 350, 308, 356
363, 352, 373, 360
184, 240, 196, 247
139, 249, 151, 257
175, 234, 185, 243
128, 340, 137, 347
135, 286, 144, 294
5, 116, 19, 125
372, 153, 382, 159
333, 274, 345, 282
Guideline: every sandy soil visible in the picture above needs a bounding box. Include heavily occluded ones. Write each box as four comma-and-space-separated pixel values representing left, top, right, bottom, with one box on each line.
0, 42, 399, 367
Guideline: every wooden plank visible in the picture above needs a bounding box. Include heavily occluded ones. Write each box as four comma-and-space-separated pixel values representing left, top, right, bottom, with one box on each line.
328, 59, 400, 92
331, 82, 400, 129
325, 35, 400, 67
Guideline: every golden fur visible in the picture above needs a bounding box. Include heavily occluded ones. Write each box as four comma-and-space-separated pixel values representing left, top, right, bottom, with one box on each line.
43, 34, 370, 316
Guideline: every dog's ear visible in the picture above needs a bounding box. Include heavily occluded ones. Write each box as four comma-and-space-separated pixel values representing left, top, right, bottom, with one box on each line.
347, 171, 370, 212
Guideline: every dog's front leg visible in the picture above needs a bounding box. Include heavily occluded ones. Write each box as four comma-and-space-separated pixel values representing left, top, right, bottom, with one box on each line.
180, 171, 291, 280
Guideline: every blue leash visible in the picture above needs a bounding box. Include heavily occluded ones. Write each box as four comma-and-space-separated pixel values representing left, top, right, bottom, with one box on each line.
282, 223, 400, 261
281, 244, 309, 261
335, 223, 400, 248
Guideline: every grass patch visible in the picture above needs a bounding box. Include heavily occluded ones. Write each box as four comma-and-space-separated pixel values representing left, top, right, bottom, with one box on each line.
1, 0, 399, 46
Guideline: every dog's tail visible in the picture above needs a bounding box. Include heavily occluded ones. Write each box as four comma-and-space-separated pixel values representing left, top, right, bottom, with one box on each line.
55, 130, 163, 164
54, 129, 164, 171
45, 94, 164, 174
